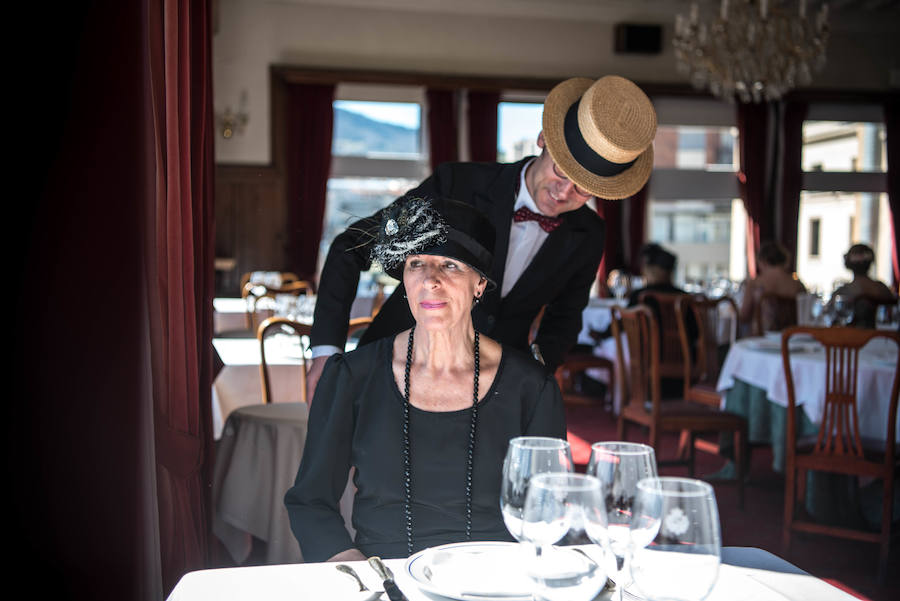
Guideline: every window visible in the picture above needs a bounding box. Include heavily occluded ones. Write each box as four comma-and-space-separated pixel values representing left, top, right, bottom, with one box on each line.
647, 97, 747, 285
809, 218, 821, 257
320, 86, 430, 283
497, 101, 543, 162
795, 104, 889, 293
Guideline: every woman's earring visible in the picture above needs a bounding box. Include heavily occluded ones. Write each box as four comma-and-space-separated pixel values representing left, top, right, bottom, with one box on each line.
473, 295, 481, 305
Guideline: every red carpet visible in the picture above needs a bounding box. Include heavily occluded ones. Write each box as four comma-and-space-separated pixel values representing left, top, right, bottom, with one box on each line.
564, 404, 900, 601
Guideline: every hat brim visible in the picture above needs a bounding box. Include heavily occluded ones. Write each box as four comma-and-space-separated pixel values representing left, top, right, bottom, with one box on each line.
543, 77, 654, 200
384, 239, 497, 291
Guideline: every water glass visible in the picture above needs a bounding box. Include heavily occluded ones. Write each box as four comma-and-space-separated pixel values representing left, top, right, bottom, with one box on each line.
501, 437, 573, 542
587, 442, 658, 601
522, 473, 608, 601
630, 477, 721, 601
833, 294, 853, 326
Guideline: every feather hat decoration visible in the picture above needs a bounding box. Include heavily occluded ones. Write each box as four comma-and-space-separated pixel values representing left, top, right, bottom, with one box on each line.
371, 196, 448, 274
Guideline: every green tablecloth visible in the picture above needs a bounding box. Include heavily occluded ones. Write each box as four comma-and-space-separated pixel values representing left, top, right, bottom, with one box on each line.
721, 379, 897, 530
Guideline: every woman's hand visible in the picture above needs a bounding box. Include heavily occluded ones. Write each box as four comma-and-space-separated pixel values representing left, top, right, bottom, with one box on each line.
327, 548, 367, 562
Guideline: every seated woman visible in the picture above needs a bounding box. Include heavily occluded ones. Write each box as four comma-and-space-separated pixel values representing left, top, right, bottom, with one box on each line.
284, 196, 566, 562
738, 241, 806, 335
831, 243, 897, 328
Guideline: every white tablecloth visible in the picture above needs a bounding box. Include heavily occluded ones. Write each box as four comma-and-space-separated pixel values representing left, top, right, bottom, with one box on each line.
212, 337, 308, 439
577, 297, 625, 345
213, 403, 310, 565
167, 546, 856, 601
716, 337, 898, 442
214, 295, 376, 335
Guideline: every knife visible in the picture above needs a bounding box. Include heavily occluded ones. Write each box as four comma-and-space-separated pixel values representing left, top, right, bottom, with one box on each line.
368, 556, 409, 601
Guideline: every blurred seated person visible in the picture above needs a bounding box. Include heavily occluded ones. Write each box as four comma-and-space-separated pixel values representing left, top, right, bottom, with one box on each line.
627, 243, 695, 397
627, 243, 684, 304
284, 197, 566, 562
738, 241, 806, 336
832, 243, 897, 329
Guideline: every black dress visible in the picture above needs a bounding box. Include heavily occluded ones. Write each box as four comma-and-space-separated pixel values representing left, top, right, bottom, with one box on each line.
284, 336, 567, 562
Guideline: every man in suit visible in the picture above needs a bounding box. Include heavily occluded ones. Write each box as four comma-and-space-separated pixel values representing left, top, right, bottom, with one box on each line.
306, 75, 657, 399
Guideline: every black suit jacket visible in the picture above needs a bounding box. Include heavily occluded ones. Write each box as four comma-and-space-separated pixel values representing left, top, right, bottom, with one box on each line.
310, 158, 606, 371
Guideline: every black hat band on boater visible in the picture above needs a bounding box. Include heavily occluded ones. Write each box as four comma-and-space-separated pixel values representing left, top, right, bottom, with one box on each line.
564, 100, 637, 177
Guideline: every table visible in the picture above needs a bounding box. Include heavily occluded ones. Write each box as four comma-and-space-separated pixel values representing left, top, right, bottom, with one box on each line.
212, 402, 356, 566
213, 295, 377, 335
167, 546, 858, 601
212, 337, 308, 439
716, 336, 897, 526
717, 337, 898, 445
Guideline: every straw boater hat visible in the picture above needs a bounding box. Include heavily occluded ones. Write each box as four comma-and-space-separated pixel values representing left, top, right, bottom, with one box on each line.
542, 75, 657, 200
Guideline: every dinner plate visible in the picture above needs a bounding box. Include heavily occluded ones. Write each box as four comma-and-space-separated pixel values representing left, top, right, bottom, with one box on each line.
405, 541, 534, 601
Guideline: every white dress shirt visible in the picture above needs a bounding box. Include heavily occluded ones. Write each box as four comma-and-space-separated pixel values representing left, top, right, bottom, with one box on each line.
501, 158, 548, 298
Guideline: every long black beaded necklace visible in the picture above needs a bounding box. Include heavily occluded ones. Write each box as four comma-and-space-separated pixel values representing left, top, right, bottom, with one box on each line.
402, 325, 480, 555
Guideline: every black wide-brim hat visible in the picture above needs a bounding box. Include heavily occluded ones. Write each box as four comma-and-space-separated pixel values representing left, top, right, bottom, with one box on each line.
372, 196, 496, 288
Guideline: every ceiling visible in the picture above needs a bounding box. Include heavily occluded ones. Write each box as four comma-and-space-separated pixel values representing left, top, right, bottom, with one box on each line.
273, 0, 900, 32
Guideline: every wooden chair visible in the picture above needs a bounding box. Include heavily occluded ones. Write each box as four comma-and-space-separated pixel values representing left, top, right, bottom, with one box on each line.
554, 354, 616, 407
613, 305, 747, 507
781, 326, 900, 581
677, 295, 738, 408
346, 316, 373, 350
752, 292, 798, 336
257, 317, 312, 405
243, 279, 314, 330
636, 291, 691, 383
850, 295, 897, 329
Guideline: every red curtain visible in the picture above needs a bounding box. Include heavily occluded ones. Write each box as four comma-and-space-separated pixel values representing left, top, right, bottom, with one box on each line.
779, 101, 808, 272
626, 181, 650, 274
885, 97, 900, 286
147, 0, 216, 593
468, 90, 500, 162
13, 0, 214, 598
596, 199, 626, 296
426, 88, 459, 169
285, 83, 335, 282
737, 102, 772, 278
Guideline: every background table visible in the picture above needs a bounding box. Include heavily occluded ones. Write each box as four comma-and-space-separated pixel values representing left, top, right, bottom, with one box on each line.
167, 546, 858, 601
212, 402, 357, 566
212, 337, 308, 439
716, 336, 898, 527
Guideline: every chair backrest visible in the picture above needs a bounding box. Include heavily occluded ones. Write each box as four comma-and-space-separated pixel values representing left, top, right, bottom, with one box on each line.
782, 326, 900, 461
677, 295, 738, 404
346, 316, 373, 350
753, 292, 798, 336
851, 295, 897, 329
611, 305, 660, 419
257, 317, 312, 404
243, 280, 314, 330
636, 291, 689, 380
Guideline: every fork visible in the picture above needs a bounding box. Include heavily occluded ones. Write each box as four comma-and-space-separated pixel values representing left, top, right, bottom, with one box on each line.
336, 564, 369, 592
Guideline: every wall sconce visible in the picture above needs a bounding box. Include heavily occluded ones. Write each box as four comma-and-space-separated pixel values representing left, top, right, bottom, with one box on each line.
216, 90, 249, 139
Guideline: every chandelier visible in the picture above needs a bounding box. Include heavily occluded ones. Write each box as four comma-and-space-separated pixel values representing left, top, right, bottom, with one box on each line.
673, 0, 830, 103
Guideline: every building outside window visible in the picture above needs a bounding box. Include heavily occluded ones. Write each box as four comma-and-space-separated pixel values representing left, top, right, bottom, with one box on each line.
795, 109, 889, 294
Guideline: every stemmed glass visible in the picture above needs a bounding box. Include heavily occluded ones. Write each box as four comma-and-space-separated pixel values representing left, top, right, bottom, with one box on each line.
521, 473, 609, 601
607, 271, 630, 302
501, 437, 573, 543
630, 477, 722, 601
587, 442, 658, 601
833, 294, 853, 326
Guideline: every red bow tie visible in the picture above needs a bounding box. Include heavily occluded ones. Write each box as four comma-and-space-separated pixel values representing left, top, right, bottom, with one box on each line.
513, 206, 562, 233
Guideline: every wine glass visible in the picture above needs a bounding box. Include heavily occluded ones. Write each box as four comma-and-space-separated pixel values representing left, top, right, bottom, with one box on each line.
630, 477, 721, 601
587, 442, 658, 601
522, 473, 608, 601
501, 437, 573, 543
607, 270, 630, 302
832, 294, 853, 326
810, 294, 824, 325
